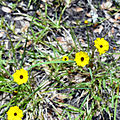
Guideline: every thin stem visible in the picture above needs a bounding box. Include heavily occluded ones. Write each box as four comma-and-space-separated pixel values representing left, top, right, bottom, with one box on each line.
114, 86, 119, 120
27, 60, 74, 71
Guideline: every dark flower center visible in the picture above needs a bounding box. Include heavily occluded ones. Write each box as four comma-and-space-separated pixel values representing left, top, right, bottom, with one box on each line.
20, 75, 23, 79
81, 57, 84, 61
14, 112, 17, 116
64, 58, 67, 61
100, 45, 103, 48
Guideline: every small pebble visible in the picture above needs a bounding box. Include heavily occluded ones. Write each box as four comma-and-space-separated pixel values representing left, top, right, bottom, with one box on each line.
1, 6, 12, 13
14, 16, 24, 21
116, 40, 120, 45
0, 32, 4, 38
113, 52, 120, 59
75, 7, 83, 12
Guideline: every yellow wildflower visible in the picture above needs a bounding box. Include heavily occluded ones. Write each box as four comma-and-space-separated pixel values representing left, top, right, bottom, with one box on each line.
7, 106, 23, 120
74, 51, 89, 67
94, 38, 109, 55
13, 91, 18, 95
62, 56, 69, 61
13, 68, 28, 85
84, 20, 88, 24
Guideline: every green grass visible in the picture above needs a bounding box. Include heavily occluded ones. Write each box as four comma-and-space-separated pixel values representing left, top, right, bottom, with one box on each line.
0, 0, 120, 120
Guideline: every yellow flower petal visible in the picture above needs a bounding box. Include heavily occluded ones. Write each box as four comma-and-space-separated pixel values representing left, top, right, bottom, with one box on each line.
13, 68, 28, 85
94, 38, 109, 55
7, 106, 23, 120
84, 20, 88, 24
62, 56, 69, 61
74, 51, 89, 67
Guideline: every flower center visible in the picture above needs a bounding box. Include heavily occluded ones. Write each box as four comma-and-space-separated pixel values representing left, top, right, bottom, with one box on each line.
100, 45, 103, 48
20, 75, 23, 79
64, 58, 67, 61
81, 57, 84, 61
14, 112, 17, 116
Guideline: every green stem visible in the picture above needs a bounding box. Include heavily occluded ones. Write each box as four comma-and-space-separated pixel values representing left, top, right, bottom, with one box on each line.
27, 60, 74, 71
20, 12, 36, 68
114, 86, 119, 120
20, 38, 27, 68
86, 29, 90, 55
